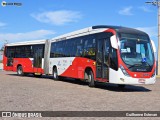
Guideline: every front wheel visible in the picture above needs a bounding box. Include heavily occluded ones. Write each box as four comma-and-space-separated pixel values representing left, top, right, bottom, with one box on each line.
53, 67, 59, 80
88, 70, 95, 87
17, 66, 24, 76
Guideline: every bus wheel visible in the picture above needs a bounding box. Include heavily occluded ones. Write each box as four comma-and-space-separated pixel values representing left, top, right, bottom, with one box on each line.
88, 70, 95, 87
53, 67, 59, 80
17, 66, 24, 76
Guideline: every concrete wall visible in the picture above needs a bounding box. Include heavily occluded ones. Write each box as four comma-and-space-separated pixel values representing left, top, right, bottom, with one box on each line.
0, 63, 3, 70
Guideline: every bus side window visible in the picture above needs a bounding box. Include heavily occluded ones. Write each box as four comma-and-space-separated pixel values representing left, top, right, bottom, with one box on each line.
83, 36, 96, 60
104, 39, 110, 66
76, 39, 83, 57
110, 48, 118, 71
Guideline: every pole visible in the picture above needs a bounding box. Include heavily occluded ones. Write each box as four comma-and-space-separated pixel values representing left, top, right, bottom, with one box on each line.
145, 0, 160, 75
158, 1, 160, 75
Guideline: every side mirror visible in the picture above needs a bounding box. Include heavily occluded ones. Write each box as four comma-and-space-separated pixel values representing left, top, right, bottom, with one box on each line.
110, 35, 118, 49
151, 40, 156, 53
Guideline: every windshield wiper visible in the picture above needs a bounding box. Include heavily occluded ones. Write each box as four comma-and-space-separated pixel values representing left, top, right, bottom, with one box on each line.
127, 62, 152, 69
128, 64, 142, 69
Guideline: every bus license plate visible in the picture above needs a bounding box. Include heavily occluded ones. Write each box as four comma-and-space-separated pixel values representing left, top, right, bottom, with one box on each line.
138, 79, 146, 84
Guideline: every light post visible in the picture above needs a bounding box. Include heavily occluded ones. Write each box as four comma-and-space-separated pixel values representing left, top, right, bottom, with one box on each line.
146, 0, 160, 75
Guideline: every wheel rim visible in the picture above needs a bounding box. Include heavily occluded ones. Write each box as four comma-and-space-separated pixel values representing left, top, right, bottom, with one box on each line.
88, 74, 92, 82
53, 70, 57, 78
18, 68, 22, 75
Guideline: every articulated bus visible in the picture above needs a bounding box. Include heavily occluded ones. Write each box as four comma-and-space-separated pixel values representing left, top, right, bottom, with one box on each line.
3, 25, 156, 87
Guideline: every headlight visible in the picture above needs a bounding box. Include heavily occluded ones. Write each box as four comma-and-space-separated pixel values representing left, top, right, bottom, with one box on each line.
151, 69, 156, 78
120, 65, 130, 77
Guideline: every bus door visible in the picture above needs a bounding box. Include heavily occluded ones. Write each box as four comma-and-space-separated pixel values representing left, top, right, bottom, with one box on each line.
33, 45, 43, 73
6, 47, 14, 71
96, 38, 110, 81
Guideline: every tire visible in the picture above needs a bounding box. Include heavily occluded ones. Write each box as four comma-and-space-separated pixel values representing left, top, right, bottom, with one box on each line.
53, 67, 59, 80
88, 70, 95, 87
118, 84, 125, 88
17, 66, 24, 76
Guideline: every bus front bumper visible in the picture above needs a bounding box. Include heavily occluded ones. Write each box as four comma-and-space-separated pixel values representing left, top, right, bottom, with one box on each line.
109, 68, 156, 85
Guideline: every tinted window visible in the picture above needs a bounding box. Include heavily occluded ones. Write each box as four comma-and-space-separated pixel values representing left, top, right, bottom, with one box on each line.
6, 44, 44, 58
110, 48, 118, 71
50, 35, 96, 60
6, 46, 15, 58
15, 45, 33, 58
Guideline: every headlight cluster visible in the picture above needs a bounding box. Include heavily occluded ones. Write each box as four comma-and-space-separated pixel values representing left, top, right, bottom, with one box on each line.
120, 65, 130, 77
151, 69, 156, 78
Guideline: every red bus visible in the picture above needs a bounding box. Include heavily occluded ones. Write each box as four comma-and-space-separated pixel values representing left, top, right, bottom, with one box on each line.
3, 40, 46, 76
3, 25, 157, 87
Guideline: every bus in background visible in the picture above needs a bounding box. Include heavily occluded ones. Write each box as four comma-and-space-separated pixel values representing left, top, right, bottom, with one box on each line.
47, 25, 156, 87
3, 40, 49, 77
3, 25, 157, 88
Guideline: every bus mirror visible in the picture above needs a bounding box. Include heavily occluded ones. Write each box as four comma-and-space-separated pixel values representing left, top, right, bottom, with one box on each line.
151, 40, 156, 53
110, 35, 118, 49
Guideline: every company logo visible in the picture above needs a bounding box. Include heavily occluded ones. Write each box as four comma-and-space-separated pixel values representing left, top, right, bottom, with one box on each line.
1, 1, 6, 7
2, 112, 11, 117
137, 69, 147, 72
1, 1, 22, 7
1, 112, 42, 118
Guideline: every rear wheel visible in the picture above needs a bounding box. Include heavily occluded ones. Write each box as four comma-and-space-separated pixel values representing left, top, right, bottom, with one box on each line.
88, 70, 95, 87
17, 66, 24, 76
53, 67, 59, 80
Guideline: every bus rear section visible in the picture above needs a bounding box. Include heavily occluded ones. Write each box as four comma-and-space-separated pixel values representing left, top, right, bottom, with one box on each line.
3, 40, 47, 76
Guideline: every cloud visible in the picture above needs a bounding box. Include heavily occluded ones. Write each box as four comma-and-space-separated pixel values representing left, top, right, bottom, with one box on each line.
139, 6, 152, 12
31, 10, 82, 25
136, 26, 157, 37
0, 22, 6, 27
0, 29, 55, 43
118, 6, 133, 16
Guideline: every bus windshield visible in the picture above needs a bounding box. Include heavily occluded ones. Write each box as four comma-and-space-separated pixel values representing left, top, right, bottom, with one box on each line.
119, 33, 154, 72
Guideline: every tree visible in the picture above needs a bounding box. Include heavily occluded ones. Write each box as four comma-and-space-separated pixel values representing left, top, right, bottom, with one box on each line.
0, 40, 8, 60
0, 40, 8, 53
0, 46, 4, 51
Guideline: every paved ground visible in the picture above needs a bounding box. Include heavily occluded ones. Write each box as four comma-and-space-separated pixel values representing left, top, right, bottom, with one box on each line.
0, 71, 160, 120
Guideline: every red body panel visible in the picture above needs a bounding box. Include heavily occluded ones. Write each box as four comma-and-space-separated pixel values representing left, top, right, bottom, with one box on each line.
13, 58, 33, 73
3, 56, 44, 74
60, 57, 96, 80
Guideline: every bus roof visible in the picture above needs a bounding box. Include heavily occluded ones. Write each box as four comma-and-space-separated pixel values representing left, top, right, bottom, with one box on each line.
51, 26, 107, 42
51, 25, 148, 42
6, 39, 47, 46
92, 25, 147, 35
